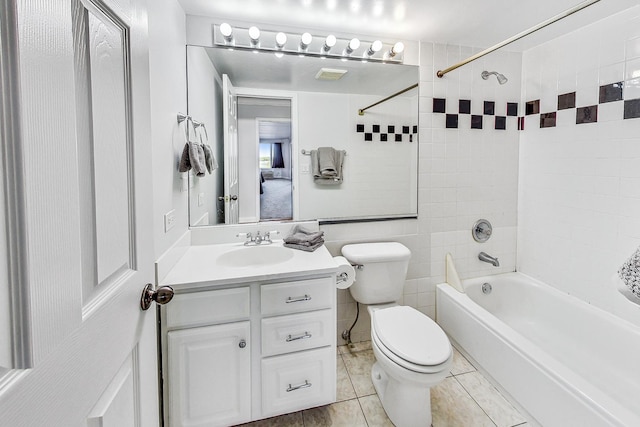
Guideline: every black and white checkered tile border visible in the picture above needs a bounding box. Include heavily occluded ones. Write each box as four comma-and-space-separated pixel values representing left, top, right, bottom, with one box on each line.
356, 124, 418, 143
431, 98, 519, 130
431, 81, 640, 131
525, 81, 640, 129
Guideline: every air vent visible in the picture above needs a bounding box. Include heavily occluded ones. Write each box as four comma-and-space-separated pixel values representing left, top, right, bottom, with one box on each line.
315, 68, 348, 81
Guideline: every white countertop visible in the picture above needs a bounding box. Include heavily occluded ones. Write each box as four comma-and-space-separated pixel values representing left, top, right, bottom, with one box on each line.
160, 241, 338, 290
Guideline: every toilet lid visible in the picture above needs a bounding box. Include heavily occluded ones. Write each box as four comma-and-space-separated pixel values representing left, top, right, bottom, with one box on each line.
373, 306, 451, 366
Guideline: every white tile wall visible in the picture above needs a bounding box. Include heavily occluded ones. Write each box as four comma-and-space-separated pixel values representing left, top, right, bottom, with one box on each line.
326, 42, 522, 344
519, 5, 640, 327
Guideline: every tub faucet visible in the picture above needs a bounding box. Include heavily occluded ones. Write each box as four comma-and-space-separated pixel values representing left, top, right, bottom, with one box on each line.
478, 252, 500, 267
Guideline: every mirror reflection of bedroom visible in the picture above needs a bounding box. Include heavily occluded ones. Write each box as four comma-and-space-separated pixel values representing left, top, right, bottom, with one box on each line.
257, 117, 292, 221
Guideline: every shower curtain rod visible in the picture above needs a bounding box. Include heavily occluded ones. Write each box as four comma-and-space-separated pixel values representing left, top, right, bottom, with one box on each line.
436, 0, 600, 78
358, 83, 419, 116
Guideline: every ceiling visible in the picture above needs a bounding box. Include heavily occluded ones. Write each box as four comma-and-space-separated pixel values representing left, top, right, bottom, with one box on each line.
178, 0, 636, 51
203, 46, 418, 95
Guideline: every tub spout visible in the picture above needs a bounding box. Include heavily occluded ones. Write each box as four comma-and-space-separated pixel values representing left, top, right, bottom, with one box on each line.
478, 252, 500, 267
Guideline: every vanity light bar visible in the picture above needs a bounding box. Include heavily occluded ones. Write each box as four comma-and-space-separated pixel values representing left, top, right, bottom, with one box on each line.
213, 24, 405, 63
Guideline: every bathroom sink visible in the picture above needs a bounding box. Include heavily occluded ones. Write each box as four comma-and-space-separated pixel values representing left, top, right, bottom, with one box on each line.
216, 245, 295, 268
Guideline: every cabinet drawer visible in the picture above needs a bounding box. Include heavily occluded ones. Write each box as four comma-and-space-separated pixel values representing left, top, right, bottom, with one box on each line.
261, 309, 333, 357
261, 278, 332, 316
166, 287, 250, 329
261, 347, 335, 417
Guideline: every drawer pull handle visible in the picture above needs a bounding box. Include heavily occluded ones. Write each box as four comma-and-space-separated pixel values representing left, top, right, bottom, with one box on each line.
286, 380, 312, 392
286, 331, 312, 342
285, 294, 311, 303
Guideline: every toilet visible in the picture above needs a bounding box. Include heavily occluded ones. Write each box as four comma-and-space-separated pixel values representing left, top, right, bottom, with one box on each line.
341, 242, 452, 427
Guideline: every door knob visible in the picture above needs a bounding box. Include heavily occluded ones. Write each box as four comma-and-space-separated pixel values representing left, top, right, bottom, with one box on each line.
230, 195, 238, 201
140, 284, 174, 311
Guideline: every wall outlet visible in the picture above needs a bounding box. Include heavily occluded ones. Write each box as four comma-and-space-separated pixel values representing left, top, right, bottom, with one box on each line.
198, 192, 205, 206
164, 209, 176, 233
301, 163, 310, 174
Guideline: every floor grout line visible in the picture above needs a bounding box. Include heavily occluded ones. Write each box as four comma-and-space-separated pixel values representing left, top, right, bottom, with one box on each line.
452, 374, 499, 427
355, 396, 370, 427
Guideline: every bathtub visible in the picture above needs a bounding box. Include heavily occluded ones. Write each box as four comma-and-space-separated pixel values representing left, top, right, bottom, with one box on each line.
436, 272, 640, 427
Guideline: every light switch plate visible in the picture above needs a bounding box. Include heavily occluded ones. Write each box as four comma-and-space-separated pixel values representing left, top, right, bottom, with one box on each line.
198, 192, 205, 206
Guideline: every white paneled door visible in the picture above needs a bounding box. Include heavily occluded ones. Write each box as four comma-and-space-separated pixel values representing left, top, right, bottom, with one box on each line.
0, 0, 158, 426
223, 74, 239, 224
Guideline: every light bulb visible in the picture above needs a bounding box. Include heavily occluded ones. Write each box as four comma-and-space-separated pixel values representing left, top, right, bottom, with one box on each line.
344, 38, 360, 55
275, 32, 287, 49
323, 35, 336, 53
249, 26, 260, 46
220, 23, 233, 42
300, 32, 312, 51
366, 40, 382, 56
390, 41, 404, 56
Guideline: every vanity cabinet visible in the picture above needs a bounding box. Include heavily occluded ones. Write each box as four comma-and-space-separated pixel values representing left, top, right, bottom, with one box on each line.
167, 322, 251, 427
259, 278, 335, 418
162, 275, 336, 427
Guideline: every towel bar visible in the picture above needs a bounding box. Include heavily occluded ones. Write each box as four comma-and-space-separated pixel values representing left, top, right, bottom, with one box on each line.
301, 149, 347, 156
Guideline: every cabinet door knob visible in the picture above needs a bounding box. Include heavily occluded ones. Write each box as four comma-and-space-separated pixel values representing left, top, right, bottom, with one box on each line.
239, 339, 247, 349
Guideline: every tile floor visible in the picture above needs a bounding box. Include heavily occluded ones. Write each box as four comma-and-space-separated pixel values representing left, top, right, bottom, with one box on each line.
238, 341, 530, 427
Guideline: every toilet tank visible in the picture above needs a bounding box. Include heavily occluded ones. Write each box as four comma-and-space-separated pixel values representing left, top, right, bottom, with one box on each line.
341, 242, 411, 305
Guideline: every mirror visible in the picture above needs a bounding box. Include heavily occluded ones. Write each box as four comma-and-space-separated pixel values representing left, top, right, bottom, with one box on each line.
186, 45, 418, 226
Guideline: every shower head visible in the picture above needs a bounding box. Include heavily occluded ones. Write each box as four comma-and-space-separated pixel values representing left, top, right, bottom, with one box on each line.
481, 71, 508, 85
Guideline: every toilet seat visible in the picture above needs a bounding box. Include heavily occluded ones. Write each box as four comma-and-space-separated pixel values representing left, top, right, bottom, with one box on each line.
372, 306, 451, 373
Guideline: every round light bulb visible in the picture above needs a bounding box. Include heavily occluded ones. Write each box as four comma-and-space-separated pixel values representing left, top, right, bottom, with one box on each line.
249, 26, 260, 41
349, 38, 360, 51
220, 23, 232, 38
392, 41, 405, 54
366, 40, 382, 56
275, 32, 287, 48
301, 32, 313, 46
325, 35, 337, 48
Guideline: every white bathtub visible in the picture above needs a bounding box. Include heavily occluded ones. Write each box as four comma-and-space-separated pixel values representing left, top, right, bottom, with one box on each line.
436, 272, 640, 427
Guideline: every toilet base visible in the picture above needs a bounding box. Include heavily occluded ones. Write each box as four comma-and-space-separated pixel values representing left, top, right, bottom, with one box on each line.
371, 362, 432, 427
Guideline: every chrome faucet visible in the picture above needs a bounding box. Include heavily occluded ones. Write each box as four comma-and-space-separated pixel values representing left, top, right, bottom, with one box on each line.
237, 230, 280, 246
478, 252, 500, 267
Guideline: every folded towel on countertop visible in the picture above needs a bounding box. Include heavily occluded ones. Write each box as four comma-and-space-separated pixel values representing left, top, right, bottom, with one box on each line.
283, 225, 325, 251
284, 225, 324, 245
618, 246, 640, 300
283, 241, 324, 252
